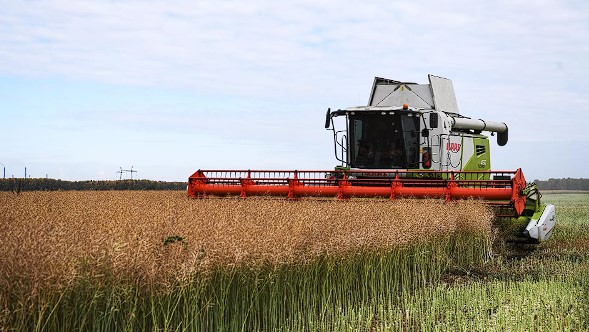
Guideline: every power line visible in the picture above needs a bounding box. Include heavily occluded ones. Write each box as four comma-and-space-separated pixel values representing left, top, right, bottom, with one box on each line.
116, 166, 138, 180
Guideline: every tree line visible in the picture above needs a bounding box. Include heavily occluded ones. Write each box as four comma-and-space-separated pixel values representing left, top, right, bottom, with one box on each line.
0, 178, 186, 192
534, 178, 589, 191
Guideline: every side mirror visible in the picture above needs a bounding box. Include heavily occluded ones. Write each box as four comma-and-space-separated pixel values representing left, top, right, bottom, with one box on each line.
421, 128, 429, 137
324, 108, 331, 129
429, 113, 439, 128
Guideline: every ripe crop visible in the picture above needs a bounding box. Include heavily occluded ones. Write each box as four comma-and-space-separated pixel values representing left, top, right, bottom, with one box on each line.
0, 191, 493, 289
0, 191, 494, 330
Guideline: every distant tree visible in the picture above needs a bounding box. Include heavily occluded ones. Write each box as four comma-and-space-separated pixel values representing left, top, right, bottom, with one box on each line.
534, 178, 589, 190
0, 178, 186, 191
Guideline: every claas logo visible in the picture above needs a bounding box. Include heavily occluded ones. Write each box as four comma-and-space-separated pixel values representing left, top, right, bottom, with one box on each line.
446, 142, 461, 153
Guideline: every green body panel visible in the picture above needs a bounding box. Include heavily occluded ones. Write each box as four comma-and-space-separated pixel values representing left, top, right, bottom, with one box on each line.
462, 137, 491, 180
515, 204, 546, 226
529, 203, 546, 222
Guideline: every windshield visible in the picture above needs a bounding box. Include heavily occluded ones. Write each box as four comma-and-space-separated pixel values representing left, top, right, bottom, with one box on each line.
349, 112, 420, 169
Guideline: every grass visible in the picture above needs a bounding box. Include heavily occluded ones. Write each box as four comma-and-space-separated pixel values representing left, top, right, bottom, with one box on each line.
322, 192, 589, 331
1, 191, 588, 330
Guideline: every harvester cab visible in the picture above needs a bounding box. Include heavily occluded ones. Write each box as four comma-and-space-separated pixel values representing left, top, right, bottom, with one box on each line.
325, 75, 508, 174
188, 74, 556, 243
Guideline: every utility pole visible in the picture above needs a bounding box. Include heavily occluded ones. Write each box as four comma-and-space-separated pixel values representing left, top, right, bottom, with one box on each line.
129, 166, 137, 179
116, 166, 138, 180
24, 167, 27, 179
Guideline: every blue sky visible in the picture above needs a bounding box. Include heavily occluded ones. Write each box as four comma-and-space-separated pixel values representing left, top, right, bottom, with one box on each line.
1, 0, 588, 181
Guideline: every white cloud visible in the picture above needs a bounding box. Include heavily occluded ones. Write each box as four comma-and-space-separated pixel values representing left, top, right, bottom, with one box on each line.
2, 1, 587, 95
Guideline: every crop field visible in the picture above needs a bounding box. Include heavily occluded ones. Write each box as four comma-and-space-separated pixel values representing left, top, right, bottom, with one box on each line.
0, 191, 588, 331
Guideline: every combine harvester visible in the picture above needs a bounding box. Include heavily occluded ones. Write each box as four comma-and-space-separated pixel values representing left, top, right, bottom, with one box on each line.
188, 75, 555, 243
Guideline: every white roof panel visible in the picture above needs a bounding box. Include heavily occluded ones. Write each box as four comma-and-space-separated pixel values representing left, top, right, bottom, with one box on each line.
428, 74, 459, 114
